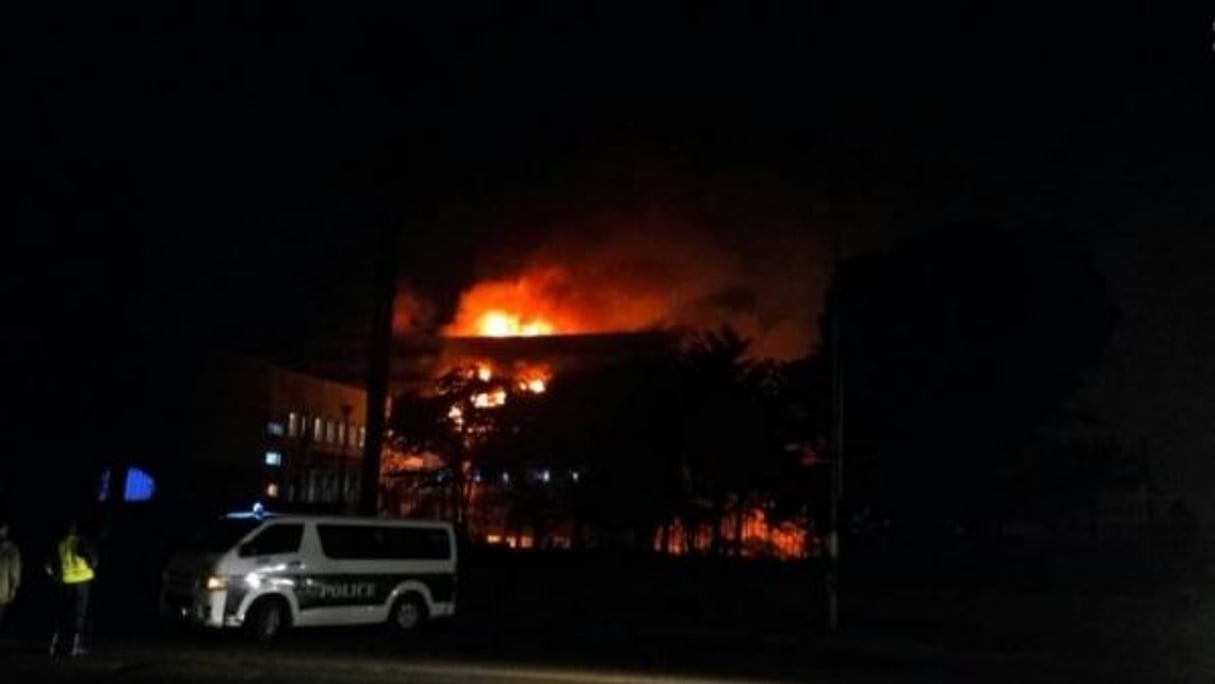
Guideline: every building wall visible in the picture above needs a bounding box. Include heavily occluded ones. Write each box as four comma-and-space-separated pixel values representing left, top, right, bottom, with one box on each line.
301, 330, 680, 394
148, 349, 370, 516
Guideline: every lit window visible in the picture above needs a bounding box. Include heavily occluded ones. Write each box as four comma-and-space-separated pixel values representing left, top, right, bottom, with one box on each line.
358, 427, 366, 448
312, 417, 323, 442
337, 422, 347, 445
325, 420, 336, 444
265, 451, 282, 467
267, 421, 285, 437
266, 482, 280, 498
472, 388, 507, 408
287, 413, 300, 438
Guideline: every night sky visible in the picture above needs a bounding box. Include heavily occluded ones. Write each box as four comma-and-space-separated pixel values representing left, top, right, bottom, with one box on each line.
6, 5, 1214, 516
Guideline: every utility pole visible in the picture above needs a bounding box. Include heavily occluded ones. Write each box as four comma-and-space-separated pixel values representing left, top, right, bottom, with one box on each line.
339, 403, 352, 513
359, 216, 399, 517
826, 218, 845, 631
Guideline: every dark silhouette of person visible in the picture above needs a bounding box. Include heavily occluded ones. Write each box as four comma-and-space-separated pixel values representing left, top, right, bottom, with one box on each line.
0, 521, 20, 631
1165, 497, 1201, 575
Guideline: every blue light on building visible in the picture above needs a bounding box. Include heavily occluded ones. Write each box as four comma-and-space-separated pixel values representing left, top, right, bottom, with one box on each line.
97, 466, 157, 503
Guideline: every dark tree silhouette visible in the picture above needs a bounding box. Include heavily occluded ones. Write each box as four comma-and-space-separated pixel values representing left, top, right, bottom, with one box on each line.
769, 356, 832, 528
389, 331, 814, 555
675, 327, 806, 556
820, 224, 1118, 536
389, 366, 521, 527
530, 356, 684, 550
1016, 434, 1150, 535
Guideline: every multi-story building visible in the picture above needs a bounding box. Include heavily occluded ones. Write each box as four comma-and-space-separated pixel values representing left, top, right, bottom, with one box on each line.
135, 348, 370, 518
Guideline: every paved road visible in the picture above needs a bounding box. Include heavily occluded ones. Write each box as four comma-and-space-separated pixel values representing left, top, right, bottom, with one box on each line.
0, 627, 1109, 684
8, 650, 786, 684
3, 636, 810, 684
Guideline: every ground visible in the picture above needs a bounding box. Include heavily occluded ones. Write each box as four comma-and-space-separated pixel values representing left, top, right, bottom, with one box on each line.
3, 542, 1211, 683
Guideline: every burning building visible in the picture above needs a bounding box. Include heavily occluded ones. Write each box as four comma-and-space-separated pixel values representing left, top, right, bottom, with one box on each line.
303, 214, 823, 558
380, 329, 679, 540
376, 275, 813, 559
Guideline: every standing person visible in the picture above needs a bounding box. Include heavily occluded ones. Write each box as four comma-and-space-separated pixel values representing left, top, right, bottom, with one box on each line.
0, 521, 20, 632
45, 519, 96, 657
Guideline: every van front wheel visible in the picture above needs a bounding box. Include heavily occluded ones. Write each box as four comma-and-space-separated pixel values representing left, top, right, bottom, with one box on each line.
245, 597, 289, 642
388, 594, 428, 632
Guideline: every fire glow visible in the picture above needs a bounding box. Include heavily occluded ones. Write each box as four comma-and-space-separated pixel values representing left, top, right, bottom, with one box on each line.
515, 364, 551, 394
465, 362, 552, 408
477, 310, 555, 338
442, 266, 664, 340
444, 267, 584, 338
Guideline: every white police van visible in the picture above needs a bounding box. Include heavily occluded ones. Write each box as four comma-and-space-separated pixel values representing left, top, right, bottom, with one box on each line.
160, 508, 457, 640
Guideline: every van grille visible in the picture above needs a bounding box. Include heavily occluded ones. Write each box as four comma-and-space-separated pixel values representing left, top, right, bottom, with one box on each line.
163, 569, 198, 594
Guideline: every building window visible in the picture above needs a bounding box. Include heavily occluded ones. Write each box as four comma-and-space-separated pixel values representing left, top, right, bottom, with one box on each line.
287, 413, 300, 438
265, 482, 280, 498
358, 426, 366, 448
325, 420, 336, 444
267, 421, 285, 437
337, 422, 347, 446
312, 417, 323, 442
265, 451, 282, 467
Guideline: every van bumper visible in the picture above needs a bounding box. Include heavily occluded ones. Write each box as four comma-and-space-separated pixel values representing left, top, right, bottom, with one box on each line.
160, 590, 227, 628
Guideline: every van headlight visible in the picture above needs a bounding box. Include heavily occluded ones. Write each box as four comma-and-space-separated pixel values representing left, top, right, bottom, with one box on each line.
204, 575, 227, 592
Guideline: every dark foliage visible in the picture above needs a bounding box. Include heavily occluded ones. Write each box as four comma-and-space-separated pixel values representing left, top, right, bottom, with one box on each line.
819, 224, 1118, 533
388, 327, 811, 554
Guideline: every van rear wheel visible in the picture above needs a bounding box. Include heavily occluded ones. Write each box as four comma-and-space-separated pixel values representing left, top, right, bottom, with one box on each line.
245, 597, 289, 642
388, 594, 428, 632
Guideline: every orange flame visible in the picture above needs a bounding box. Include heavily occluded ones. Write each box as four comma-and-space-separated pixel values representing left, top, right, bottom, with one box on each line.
442, 266, 657, 338
439, 222, 822, 358
475, 363, 494, 382
477, 310, 555, 338
515, 363, 552, 394
472, 388, 507, 408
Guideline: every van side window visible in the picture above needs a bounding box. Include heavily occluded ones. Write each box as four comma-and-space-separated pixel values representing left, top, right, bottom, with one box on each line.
389, 528, 451, 560
238, 523, 304, 557
317, 525, 450, 560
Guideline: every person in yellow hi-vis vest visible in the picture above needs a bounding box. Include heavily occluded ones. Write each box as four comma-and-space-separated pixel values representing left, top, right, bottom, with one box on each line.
45, 519, 96, 657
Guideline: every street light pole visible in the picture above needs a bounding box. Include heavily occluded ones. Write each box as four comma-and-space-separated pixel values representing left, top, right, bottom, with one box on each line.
826, 218, 845, 631
339, 403, 352, 512
359, 216, 399, 517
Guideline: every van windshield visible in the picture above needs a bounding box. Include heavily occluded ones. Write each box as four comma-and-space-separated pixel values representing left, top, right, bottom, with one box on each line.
185, 519, 264, 552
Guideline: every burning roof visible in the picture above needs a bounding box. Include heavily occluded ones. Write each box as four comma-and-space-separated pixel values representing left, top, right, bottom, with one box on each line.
438, 215, 825, 360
